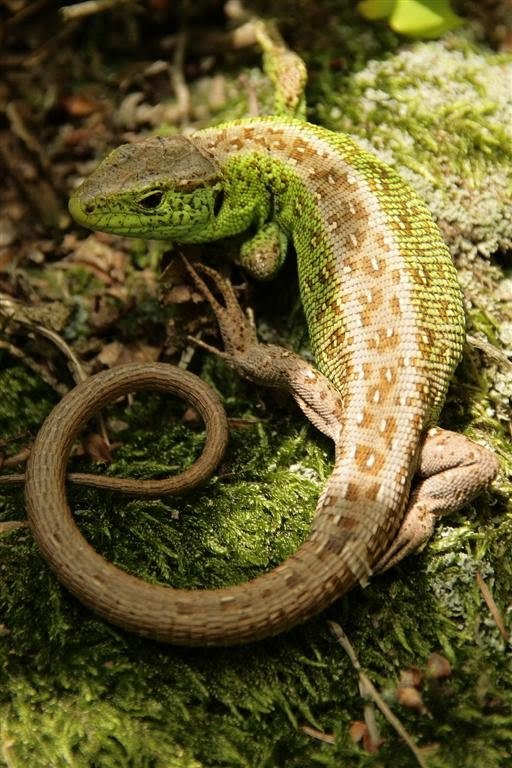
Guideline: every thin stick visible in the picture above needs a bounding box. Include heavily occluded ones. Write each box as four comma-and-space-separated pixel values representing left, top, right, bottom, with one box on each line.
0, 295, 110, 446
300, 725, 335, 744
169, 31, 190, 125
0, 340, 67, 395
60, 0, 130, 21
328, 621, 429, 768
466, 334, 511, 367
475, 571, 510, 643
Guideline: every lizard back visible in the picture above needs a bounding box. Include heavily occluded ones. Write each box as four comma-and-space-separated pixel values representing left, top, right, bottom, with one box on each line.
194, 117, 465, 580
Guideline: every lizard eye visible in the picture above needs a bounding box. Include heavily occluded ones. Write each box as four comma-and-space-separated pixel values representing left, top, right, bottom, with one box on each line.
138, 190, 164, 209
213, 190, 224, 217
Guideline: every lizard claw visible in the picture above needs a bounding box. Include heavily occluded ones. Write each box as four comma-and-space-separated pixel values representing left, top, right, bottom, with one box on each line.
180, 256, 245, 322
181, 256, 225, 315
180, 256, 258, 359
186, 333, 231, 361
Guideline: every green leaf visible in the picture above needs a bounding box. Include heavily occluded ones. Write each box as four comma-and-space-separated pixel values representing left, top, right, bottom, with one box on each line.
390, 0, 463, 38
356, 0, 395, 21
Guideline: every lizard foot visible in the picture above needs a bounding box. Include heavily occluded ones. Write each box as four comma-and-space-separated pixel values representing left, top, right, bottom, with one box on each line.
182, 256, 344, 441
375, 426, 499, 573
181, 257, 259, 361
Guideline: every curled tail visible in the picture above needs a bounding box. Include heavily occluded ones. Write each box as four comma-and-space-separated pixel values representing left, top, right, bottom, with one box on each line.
26, 366, 411, 646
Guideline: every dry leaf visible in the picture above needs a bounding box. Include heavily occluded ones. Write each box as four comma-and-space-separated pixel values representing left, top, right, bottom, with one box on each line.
60, 94, 103, 118
396, 686, 427, 714
399, 666, 423, 689
427, 653, 452, 680
83, 432, 113, 464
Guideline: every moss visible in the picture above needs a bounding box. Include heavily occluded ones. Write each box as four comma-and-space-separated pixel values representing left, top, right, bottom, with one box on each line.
0, 365, 58, 438
1, 11, 512, 768
313, 33, 512, 260
2, 343, 511, 768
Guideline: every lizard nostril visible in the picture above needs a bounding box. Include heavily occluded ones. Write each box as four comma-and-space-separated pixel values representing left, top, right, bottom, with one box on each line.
84, 202, 95, 214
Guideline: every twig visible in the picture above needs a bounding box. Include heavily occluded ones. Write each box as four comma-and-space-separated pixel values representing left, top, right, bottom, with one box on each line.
475, 571, 510, 643
0, 131, 62, 227
22, 17, 80, 69
300, 725, 335, 744
169, 31, 190, 126
0, 443, 31, 487
466, 334, 511, 367
328, 621, 430, 768
1, 448, 31, 469
0, 340, 67, 395
6, 101, 51, 172
4, 0, 52, 31
60, 0, 131, 21
178, 331, 202, 370
0, 294, 85, 383
0, 295, 110, 446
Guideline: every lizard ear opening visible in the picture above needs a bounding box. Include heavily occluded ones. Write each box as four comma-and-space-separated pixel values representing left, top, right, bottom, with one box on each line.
139, 190, 164, 209
213, 190, 224, 217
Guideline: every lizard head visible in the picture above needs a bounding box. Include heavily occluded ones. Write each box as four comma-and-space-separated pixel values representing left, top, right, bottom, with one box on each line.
69, 135, 224, 240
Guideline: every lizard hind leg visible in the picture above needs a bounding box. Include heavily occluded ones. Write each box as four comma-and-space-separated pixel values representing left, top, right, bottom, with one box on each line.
375, 426, 499, 573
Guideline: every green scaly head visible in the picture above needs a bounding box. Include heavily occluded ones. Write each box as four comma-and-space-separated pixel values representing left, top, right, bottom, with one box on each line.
69, 135, 233, 242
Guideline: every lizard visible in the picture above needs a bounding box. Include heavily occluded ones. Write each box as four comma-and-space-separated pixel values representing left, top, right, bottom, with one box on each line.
22, 113, 499, 646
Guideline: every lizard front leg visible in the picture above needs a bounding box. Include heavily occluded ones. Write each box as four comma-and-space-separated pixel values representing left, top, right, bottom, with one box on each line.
375, 426, 499, 572
183, 259, 344, 443
237, 222, 288, 281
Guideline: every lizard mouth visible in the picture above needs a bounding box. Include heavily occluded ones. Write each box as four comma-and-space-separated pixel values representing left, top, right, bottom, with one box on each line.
68, 193, 94, 228
68, 194, 130, 235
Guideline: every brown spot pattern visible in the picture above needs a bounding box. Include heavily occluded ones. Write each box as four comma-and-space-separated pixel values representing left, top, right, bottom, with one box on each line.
355, 445, 385, 475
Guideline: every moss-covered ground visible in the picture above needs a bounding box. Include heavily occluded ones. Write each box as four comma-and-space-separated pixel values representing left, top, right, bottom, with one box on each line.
0, 1, 511, 766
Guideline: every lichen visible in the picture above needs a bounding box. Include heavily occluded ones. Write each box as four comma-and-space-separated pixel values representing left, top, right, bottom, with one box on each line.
313, 34, 512, 260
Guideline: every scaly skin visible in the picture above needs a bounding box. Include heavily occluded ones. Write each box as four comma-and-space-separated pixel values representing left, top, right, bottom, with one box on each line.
25, 116, 498, 646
